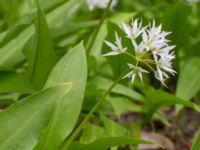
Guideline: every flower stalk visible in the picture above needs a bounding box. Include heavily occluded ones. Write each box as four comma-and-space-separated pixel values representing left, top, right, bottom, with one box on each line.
86, 0, 113, 55
62, 69, 130, 150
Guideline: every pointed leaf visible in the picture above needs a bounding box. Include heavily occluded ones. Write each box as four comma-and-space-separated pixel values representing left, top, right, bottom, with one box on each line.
0, 70, 34, 93
0, 83, 71, 150
192, 129, 200, 150
91, 76, 144, 101
107, 96, 143, 117
69, 137, 152, 150
25, 4, 56, 90
176, 57, 200, 111
80, 124, 107, 144
35, 42, 87, 149
100, 115, 126, 137
144, 88, 200, 120
0, 0, 80, 68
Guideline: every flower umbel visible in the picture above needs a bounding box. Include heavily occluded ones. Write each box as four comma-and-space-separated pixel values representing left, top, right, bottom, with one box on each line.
103, 18, 176, 86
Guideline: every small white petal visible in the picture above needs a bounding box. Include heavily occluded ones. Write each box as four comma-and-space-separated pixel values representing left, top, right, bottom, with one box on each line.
161, 45, 176, 52
162, 66, 176, 75
142, 31, 148, 42
115, 32, 121, 47
140, 68, 149, 73
131, 39, 138, 50
103, 51, 119, 56
127, 63, 134, 68
105, 40, 118, 51
157, 68, 164, 82
123, 71, 133, 79
131, 73, 136, 84
121, 22, 131, 37
138, 72, 143, 82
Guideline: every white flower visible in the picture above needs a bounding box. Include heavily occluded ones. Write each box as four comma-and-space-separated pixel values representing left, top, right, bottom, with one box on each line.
123, 64, 149, 83
103, 18, 176, 86
121, 19, 144, 40
154, 55, 176, 85
152, 45, 176, 61
135, 41, 146, 54
86, 0, 118, 10
103, 32, 127, 56
142, 21, 170, 51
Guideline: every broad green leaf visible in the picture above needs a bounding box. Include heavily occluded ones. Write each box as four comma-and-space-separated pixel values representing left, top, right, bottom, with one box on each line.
107, 97, 143, 117
35, 42, 87, 149
0, 83, 71, 150
176, 58, 200, 111
80, 124, 107, 144
46, 0, 83, 26
39, 0, 67, 11
53, 20, 99, 41
192, 129, 200, 150
100, 115, 127, 150
0, 0, 81, 68
68, 137, 152, 150
91, 76, 144, 101
0, 26, 34, 68
144, 87, 200, 120
0, 15, 34, 47
25, 4, 56, 90
109, 12, 136, 25
0, 70, 34, 93
100, 115, 126, 137
162, 3, 191, 50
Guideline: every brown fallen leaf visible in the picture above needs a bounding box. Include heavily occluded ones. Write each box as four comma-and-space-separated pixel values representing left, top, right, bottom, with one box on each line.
138, 132, 175, 150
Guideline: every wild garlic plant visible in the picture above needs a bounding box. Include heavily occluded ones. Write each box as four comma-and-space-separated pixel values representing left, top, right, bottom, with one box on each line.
103, 19, 176, 86
86, 0, 118, 10
65, 18, 177, 150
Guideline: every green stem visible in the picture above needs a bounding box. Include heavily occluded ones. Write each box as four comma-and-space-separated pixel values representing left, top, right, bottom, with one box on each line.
86, 0, 113, 55
62, 69, 129, 150
141, 61, 155, 72
143, 59, 155, 64
124, 52, 155, 72
124, 52, 137, 60
150, 119, 156, 132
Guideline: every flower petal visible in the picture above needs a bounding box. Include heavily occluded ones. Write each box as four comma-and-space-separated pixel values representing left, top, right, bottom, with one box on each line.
103, 51, 120, 56
105, 40, 118, 51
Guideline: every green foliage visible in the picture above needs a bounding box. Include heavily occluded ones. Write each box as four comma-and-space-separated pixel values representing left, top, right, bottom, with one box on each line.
0, 70, 34, 93
35, 42, 87, 150
176, 57, 200, 111
69, 137, 152, 150
91, 76, 144, 101
143, 87, 200, 121
107, 96, 143, 117
192, 129, 200, 150
176, 57, 200, 100
0, 83, 71, 150
0, 0, 200, 149
25, 3, 56, 90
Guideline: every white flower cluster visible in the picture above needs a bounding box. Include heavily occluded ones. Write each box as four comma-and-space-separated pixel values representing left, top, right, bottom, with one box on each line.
86, 0, 118, 10
103, 19, 176, 86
